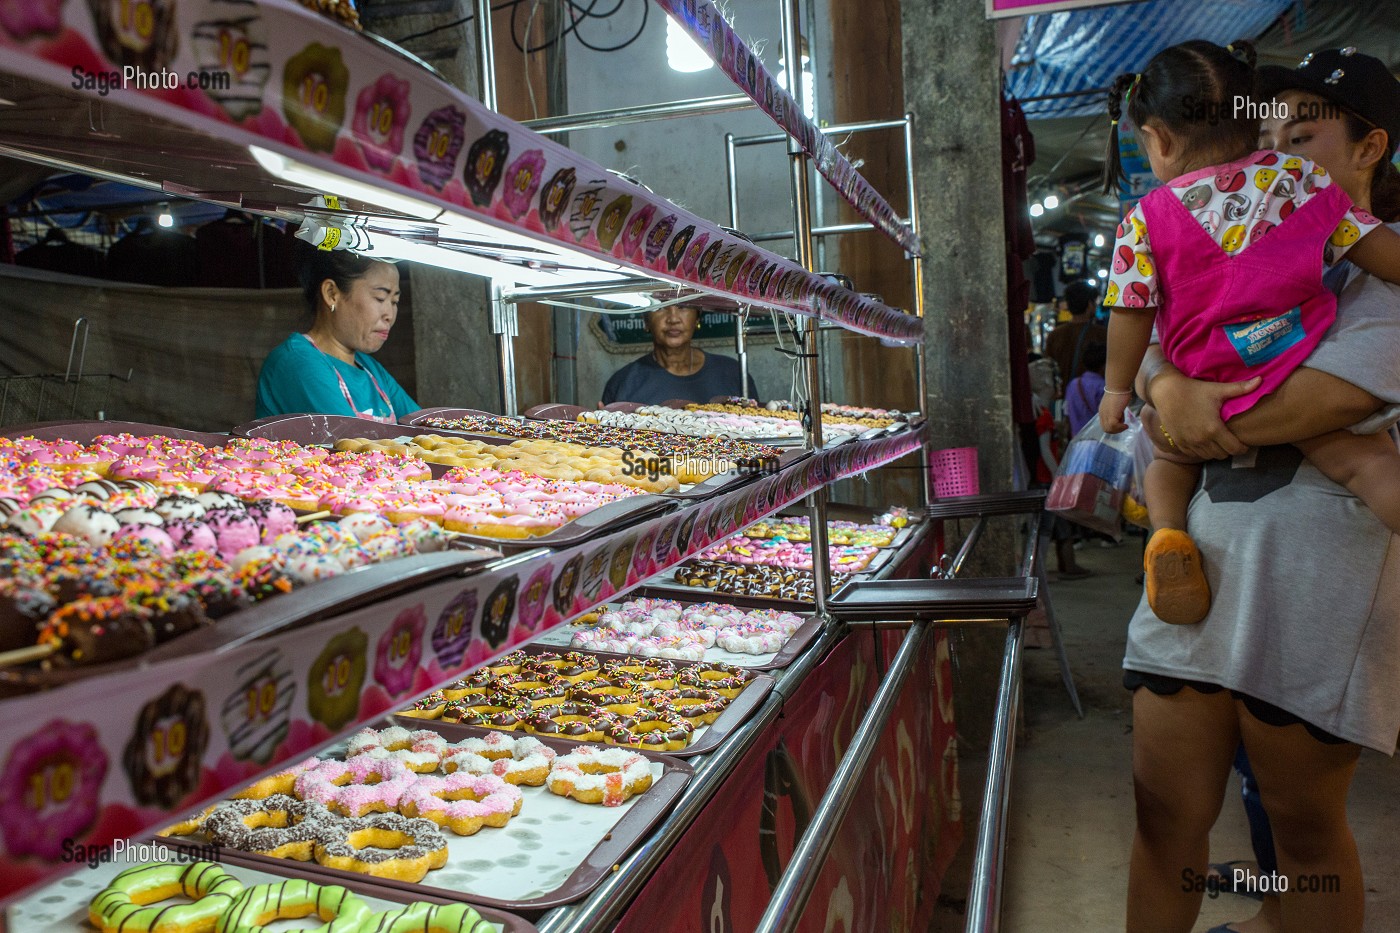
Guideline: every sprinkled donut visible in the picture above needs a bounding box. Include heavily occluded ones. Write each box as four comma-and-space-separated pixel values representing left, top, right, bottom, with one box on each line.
546, 745, 654, 806
602, 706, 695, 752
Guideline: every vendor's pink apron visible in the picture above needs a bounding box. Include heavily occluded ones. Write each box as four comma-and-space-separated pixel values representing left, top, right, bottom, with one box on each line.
303, 333, 397, 423
1139, 179, 1351, 421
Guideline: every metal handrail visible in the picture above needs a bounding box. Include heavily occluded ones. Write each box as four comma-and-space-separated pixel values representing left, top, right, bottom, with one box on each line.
752, 620, 929, 933
534, 623, 844, 933
522, 94, 755, 135
964, 619, 1025, 933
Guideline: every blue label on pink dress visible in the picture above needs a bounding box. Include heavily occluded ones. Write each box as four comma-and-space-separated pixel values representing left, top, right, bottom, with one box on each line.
1223, 306, 1305, 367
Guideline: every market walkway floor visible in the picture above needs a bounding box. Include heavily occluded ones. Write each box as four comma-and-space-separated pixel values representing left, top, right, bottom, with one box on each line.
934, 540, 1400, 932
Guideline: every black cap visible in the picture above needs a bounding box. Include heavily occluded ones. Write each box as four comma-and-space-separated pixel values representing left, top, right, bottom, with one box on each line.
1256, 48, 1400, 152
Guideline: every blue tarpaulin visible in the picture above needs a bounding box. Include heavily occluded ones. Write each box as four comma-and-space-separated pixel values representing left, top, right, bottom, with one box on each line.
1008, 0, 1295, 118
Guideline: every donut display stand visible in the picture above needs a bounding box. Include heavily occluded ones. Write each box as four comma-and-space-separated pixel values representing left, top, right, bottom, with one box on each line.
0, 0, 963, 926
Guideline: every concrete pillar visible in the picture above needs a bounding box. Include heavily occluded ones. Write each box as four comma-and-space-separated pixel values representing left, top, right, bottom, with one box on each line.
903, 0, 1018, 748
360, 0, 500, 411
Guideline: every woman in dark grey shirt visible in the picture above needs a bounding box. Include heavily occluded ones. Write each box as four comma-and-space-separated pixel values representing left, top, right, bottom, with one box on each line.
601, 303, 757, 405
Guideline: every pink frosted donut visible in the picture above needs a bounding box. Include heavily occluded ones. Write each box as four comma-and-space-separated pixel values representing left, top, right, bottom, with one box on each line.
398, 772, 522, 833
294, 757, 416, 817
113, 523, 175, 558
165, 519, 218, 554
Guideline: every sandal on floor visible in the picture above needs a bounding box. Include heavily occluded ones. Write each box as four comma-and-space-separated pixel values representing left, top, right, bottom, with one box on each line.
1057, 567, 1093, 580
1205, 925, 1244, 933
1144, 529, 1211, 624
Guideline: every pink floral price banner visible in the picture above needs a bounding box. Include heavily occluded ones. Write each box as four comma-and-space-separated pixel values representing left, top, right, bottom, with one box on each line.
0, 427, 923, 905
653, 0, 921, 258
0, 0, 922, 343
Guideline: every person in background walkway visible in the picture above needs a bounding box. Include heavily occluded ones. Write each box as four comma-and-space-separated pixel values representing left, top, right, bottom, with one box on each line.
255, 249, 417, 421
1029, 357, 1091, 579
1045, 279, 1106, 394
1065, 342, 1107, 436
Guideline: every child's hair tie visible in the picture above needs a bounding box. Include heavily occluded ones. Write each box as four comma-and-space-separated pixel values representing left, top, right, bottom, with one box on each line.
1126, 72, 1142, 102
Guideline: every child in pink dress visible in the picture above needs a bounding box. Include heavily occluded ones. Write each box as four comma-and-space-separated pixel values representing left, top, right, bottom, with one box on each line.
1098, 40, 1400, 625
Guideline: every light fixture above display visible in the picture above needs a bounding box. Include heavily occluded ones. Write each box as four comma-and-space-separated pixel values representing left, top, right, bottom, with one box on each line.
666, 15, 713, 73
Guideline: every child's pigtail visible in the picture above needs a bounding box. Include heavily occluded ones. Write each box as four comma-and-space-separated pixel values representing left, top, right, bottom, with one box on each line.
1102, 72, 1138, 195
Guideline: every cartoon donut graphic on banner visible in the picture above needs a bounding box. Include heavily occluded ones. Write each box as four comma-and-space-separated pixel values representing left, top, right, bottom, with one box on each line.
595, 195, 632, 252
123, 684, 211, 808
760, 738, 813, 890
282, 43, 349, 153
413, 105, 467, 190
539, 167, 578, 232
191, 2, 272, 121
553, 553, 583, 616
568, 177, 608, 244
465, 129, 510, 206
432, 587, 477, 669
480, 575, 519, 648
578, 545, 611, 604
374, 604, 426, 698
220, 648, 295, 764
87, 0, 178, 71
0, 719, 108, 859
700, 843, 735, 933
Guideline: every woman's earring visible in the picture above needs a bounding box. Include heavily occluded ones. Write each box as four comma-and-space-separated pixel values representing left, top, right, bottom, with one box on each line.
330, 304, 336, 313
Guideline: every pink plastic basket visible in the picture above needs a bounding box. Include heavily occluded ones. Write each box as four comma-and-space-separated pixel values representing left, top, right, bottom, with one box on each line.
930, 447, 980, 499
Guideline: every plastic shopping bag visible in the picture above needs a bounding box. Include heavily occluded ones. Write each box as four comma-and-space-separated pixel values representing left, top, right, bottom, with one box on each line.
1123, 409, 1154, 530
1046, 413, 1141, 538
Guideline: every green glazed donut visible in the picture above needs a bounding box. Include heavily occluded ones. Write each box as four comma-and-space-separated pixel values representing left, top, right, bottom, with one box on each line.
362, 902, 495, 933
89, 861, 243, 933
214, 880, 371, 933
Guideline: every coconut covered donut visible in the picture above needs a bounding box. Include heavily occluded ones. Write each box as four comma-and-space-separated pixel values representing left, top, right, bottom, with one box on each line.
546, 745, 654, 806
313, 811, 449, 882
442, 734, 555, 785
201, 795, 344, 861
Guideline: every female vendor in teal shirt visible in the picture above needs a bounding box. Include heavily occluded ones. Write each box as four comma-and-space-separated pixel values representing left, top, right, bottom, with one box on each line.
256, 250, 418, 421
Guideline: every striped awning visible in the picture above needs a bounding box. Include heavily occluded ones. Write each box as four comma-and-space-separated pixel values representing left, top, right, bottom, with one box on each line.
1008, 0, 1295, 119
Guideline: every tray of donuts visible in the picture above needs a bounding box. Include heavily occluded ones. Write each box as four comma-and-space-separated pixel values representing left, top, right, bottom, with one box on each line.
406, 406, 813, 502
8, 850, 538, 932
395, 646, 775, 757
154, 721, 693, 914
528, 595, 821, 671
636, 558, 872, 612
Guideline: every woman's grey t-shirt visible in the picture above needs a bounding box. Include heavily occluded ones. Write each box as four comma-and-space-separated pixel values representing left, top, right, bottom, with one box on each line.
1125, 235, 1400, 753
